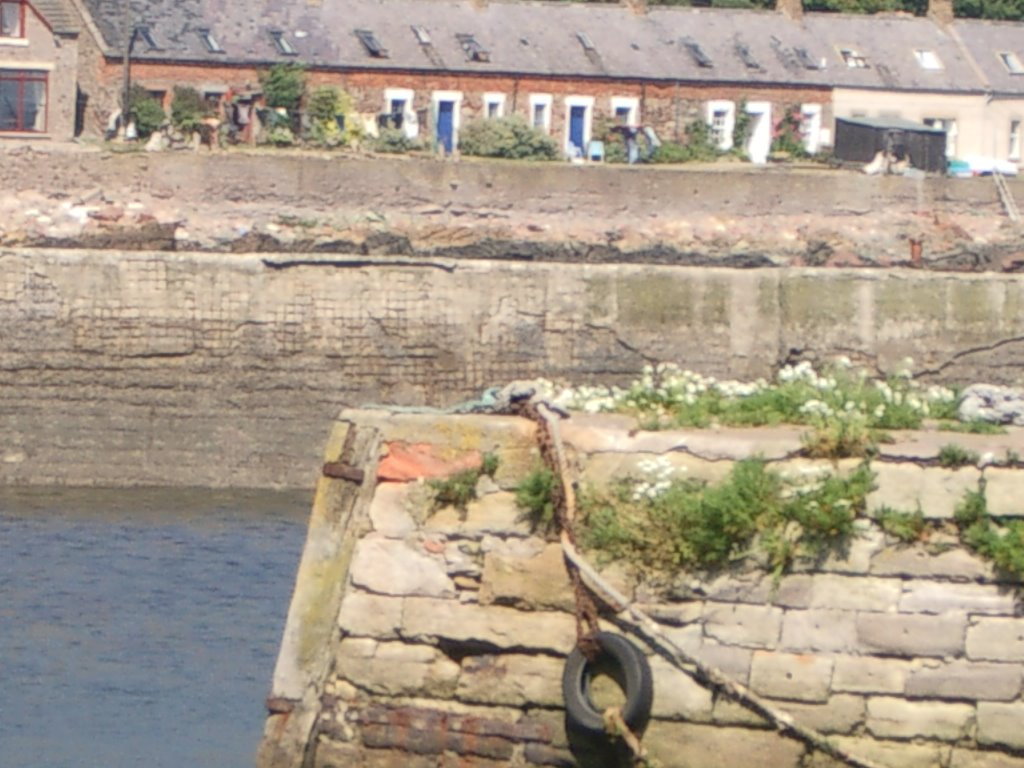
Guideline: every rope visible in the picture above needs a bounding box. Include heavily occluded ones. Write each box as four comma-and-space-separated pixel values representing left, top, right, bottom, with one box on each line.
522, 399, 888, 768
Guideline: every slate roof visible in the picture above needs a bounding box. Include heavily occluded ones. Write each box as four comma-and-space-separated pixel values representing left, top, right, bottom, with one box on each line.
75, 0, 1012, 95
29, 0, 79, 35
952, 18, 1024, 95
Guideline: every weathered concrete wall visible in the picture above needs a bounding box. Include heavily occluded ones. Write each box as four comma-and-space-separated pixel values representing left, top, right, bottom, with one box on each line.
4, 248, 1024, 488
260, 409, 1024, 768
0, 150, 1012, 220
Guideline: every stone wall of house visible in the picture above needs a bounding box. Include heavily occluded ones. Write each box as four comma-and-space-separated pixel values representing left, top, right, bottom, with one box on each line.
3, 247, 1024, 489
258, 408, 1024, 768
0, 5, 78, 139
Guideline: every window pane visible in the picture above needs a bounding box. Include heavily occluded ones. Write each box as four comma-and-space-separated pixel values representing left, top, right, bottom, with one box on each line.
0, 1, 22, 37
23, 78, 46, 131
0, 79, 17, 130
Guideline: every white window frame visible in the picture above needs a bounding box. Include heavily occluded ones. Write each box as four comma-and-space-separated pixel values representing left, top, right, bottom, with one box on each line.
838, 47, 868, 69
383, 87, 417, 138
1000, 52, 1024, 75
431, 89, 463, 151
563, 95, 595, 157
924, 117, 958, 158
483, 92, 505, 120
529, 93, 552, 133
706, 99, 735, 151
800, 103, 823, 155
610, 96, 640, 127
913, 49, 942, 71
1010, 119, 1021, 161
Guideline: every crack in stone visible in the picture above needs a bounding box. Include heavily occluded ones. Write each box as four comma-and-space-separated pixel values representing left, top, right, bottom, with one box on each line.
919, 335, 1024, 377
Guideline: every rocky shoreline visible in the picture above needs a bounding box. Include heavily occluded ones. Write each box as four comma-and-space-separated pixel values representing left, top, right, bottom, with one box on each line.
1, 143, 1022, 271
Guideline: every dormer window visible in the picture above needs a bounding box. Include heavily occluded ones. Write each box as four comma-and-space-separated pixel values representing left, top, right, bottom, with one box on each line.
198, 28, 223, 53
914, 49, 942, 70
1000, 51, 1024, 75
270, 30, 297, 56
795, 47, 821, 70
411, 25, 431, 45
682, 37, 713, 68
839, 48, 868, 68
577, 32, 596, 52
135, 25, 161, 51
456, 33, 489, 62
355, 29, 388, 58
0, 0, 25, 38
734, 41, 760, 70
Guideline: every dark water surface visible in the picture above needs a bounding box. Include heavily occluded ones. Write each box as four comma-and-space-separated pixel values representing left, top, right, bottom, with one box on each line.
0, 487, 310, 768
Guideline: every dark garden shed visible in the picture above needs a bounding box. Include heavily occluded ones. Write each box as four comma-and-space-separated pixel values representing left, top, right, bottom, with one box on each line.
834, 117, 948, 174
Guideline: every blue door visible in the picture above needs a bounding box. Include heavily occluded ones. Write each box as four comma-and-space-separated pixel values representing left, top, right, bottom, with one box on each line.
436, 100, 455, 154
569, 105, 586, 154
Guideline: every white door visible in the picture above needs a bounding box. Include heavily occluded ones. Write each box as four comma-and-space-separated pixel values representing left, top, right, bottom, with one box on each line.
745, 101, 772, 165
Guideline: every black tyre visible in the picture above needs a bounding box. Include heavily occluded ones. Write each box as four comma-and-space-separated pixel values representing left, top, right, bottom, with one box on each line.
561, 631, 654, 738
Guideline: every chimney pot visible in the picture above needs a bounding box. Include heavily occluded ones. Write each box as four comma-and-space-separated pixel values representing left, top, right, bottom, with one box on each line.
928, 0, 953, 25
776, 0, 803, 19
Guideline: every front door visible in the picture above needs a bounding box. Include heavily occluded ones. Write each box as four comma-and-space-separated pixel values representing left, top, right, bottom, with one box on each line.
436, 100, 455, 154
569, 105, 586, 155
745, 102, 772, 165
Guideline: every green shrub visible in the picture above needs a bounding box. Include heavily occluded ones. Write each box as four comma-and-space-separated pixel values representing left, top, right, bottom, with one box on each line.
371, 127, 421, 153
458, 116, 559, 160
306, 86, 361, 148
259, 63, 306, 111
170, 86, 209, 133
128, 84, 165, 139
648, 142, 693, 164
954, 486, 1024, 580
579, 459, 872, 579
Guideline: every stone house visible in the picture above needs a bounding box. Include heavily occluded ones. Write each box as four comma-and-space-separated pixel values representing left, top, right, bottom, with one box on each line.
0, 0, 78, 139
27, 0, 1024, 166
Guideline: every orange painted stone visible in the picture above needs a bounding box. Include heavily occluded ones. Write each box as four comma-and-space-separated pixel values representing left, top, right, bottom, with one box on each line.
377, 441, 481, 481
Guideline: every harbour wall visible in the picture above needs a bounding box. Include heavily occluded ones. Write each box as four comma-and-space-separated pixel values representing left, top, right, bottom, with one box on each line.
258, 408, 1024, 768
3, 248, 1024, 488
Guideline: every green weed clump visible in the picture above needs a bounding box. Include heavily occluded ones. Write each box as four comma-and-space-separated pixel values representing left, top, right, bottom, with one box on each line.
578, 459, 874, 580
876, 506, 927, 544
428, 453, 499, 513
954, 486, 1024, 580
515, 464, 558, 535
938, 443, 980, 468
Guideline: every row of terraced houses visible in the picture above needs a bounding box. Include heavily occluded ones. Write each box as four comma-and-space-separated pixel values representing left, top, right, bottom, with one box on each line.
4, 0, 1024, 165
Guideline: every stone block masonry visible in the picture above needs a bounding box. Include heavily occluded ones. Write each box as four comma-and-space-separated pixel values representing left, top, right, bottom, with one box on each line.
6, 248, 1024, 489
258, 409, 1024, 768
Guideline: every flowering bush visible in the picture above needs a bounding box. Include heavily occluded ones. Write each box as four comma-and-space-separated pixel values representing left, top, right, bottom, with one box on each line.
544, 358, 960, 458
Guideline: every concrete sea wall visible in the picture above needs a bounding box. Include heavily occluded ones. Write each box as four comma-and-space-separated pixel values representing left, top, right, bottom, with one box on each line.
4, 248, 1024, 488
259, 408, 1024, 768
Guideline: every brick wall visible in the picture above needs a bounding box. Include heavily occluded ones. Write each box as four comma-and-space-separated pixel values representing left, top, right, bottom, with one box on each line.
86, 57, 829, 148
259, 409, 1024, 768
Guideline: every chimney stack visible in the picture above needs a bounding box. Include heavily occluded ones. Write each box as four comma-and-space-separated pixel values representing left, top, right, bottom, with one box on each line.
776, 0, 803, 20
623, 0, 648, 16
928, 0, 953, 25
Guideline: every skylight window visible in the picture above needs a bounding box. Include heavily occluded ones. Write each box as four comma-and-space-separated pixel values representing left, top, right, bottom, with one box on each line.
135, 25, 161, 51
1000, 51, 1024, 75
197, 28, 223, 53
355, 29, 388, 58
682, 37, 713, 68
411, 25, 431, 45
270, 30, 297, 56
734, 41, 760, 70
839, 48, 868, 68
456, 33, 489, 62
914, 49, 942, 70
577, 32, 596, 52
795, 47, 821, 70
